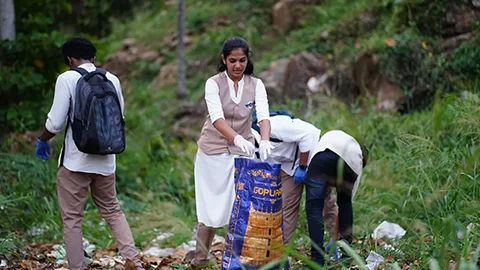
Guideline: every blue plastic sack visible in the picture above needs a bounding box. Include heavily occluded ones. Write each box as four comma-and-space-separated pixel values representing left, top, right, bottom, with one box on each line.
222, 158, 288, 270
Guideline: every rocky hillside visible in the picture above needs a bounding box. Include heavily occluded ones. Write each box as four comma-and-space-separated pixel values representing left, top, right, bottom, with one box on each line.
2, 1, 480, 269
97, 0, 480, 141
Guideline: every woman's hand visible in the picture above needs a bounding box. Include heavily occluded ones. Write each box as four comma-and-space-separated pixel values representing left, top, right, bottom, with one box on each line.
234, 135, 255, 156
258, 140, 274, 161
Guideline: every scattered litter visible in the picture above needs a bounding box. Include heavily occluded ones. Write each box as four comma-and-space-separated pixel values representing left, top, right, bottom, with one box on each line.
142, 247, 175, 257
212, 235, 225, 245
83, 238, 96, 257
1, 260, 7, 267
47, 245, 67, 263
156, 232, 174, 241
372, 221, 406, 240
177, 242, 194, 252
467, 223, 478, 230
383, 244, 404, 256
150, 232, 175, 247
28, 225, 45, 237
366, 251, 385, 270
295, 237, 304, 245
384, 244, 394, 251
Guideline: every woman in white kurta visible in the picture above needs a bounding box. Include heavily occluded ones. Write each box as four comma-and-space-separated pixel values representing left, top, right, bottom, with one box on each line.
192, 36, 272, 269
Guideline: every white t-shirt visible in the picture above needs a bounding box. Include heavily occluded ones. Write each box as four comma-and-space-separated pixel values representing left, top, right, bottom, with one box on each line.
252, 115, 321, 175
313, 130, 364, 198
45, 63, 124, 176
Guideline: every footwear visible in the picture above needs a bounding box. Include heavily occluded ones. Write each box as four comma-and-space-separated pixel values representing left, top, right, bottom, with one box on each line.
325, 240, 341, 261
191, 224, 216, 269
124, 259, 144, 270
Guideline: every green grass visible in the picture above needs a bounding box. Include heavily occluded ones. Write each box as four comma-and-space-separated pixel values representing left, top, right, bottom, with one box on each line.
283, 92, 480, 269
2, 89, 478, 268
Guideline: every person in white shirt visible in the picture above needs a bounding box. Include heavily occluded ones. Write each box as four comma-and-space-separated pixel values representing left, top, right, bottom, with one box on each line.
35, 38, 144, 270
251, 114, 339, 247
192, 36, 273, 269
303, 130, 368, 266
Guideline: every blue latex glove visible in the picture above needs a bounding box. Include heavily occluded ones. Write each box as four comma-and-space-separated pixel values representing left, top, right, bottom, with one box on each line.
36, 137, 51, 160
293, 166, 306, 184
325, 240, 340, 260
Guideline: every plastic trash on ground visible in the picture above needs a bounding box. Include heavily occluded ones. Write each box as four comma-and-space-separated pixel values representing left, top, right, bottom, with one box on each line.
142, 247, 175, 257
47, 244, 67, 263
366, 251, 385, 270
372, 221, 406, 240
83, 238, 96, 257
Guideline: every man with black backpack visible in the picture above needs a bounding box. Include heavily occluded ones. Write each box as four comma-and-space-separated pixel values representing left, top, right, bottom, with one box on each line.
35, 38, 144, 270
251, 111, 339, 256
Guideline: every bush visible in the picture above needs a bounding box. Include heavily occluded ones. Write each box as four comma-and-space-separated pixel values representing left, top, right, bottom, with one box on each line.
377, 30, 442, 112
0, 0, 161, 135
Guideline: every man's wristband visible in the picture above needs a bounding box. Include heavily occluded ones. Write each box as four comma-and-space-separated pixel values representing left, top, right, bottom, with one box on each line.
299, 164, 308, 170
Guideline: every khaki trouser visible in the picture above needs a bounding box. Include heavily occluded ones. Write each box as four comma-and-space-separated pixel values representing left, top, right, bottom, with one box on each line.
281, 170, 338, 244
57, 166, 143, 270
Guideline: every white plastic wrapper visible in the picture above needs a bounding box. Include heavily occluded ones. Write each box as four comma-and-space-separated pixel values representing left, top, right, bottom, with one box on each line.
366, 251, 385, 270
372, 221, 406, 240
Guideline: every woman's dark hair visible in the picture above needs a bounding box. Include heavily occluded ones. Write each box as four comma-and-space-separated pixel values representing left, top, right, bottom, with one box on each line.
62, 37, 97, 65
217, 36, 254, 75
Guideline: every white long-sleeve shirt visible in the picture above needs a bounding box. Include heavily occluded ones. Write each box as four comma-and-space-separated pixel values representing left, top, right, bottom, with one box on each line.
252, 115, 321, 175
313, 130, 363, 198
205, 71, 269, 123
45, 63, 124, 176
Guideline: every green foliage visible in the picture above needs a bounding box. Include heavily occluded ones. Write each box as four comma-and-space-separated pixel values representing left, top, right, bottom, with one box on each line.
392, 0, 449, 37
0, 0, 161, 135
0, 1, 69, 132
288, 92, 480, 268
445, 36, 480, 81
0, 153, 60, 241
376, 30, 440, 112
3, 0, 480, 267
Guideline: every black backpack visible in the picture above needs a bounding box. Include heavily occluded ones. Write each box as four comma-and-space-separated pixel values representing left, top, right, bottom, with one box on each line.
251, 110, 299, 166
251, 109, 295, 143
61, 67, 125, 162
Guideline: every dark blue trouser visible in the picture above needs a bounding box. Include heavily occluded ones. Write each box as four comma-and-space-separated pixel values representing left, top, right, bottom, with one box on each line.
304, 149, 356, 266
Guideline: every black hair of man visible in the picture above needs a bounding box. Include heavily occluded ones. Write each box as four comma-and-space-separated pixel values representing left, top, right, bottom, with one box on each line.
62, 37, 97, 64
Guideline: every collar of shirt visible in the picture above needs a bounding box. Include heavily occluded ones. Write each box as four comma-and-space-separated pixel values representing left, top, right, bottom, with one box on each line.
224, 71, 244, 104
77, 62, 96, 71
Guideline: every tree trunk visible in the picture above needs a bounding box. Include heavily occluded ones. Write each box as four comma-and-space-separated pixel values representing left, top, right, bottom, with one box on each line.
0, 0, 16, 41
176, 0, 187, 99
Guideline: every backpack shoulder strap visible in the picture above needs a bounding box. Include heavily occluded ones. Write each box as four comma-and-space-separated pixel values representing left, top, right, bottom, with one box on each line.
95, 68, 107, 75
70, 67, 89, 76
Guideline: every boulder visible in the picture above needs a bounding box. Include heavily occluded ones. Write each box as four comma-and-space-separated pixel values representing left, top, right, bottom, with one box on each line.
258, 52, 329, 103
352, 52, 404, 112
283, 52, 330, 100
442, 32, 475, 51
306, 51, 405, 112
307, 65, 358, 105
272, 0, 292, 33
272, 0, 324, 33
444, 1, 478, 37
258, 58, 290, 102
